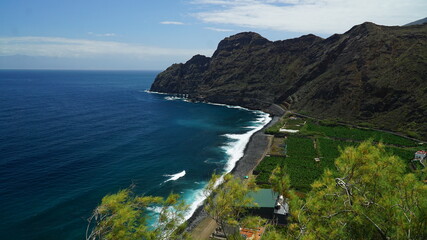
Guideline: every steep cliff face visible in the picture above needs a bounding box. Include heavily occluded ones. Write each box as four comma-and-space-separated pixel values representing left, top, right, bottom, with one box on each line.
151, 22, 427, 138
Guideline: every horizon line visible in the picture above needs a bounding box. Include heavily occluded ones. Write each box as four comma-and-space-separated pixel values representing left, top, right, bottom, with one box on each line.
0, 68, 164, 71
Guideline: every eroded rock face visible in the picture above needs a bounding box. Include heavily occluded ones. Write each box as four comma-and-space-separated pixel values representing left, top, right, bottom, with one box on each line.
151, 23, 427, 139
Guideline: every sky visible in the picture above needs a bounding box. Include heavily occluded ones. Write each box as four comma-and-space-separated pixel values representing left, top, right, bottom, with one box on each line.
0, 0, 426, 70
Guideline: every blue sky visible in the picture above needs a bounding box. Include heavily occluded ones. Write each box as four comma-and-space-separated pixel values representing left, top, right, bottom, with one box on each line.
1, 0, 426, 70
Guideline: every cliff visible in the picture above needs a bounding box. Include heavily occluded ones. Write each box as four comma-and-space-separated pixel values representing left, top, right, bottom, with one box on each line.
151, 22, 427, 139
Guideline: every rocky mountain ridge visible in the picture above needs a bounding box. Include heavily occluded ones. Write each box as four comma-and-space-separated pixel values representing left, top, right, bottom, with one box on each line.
151, 22, 427, 139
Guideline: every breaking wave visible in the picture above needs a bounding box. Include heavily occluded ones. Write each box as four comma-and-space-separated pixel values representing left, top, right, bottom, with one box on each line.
181, 111, 271, 223
221, 113, 271, 173
163, 170, 186, 183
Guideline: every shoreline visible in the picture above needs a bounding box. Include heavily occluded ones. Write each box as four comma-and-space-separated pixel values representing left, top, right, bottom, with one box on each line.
146, 91, 283, 234
185, 114, 280, 233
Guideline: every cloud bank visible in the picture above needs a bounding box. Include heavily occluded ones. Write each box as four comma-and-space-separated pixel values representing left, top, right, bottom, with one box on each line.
192, 0, 427, 34
0, 36, 213, 59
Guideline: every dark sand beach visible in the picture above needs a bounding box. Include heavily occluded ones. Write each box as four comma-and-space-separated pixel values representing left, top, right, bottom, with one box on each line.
186, 115, 280, 236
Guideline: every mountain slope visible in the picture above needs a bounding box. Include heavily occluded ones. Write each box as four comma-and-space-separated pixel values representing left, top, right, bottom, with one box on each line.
405, 17, 427, 26
151, 22, 427, 139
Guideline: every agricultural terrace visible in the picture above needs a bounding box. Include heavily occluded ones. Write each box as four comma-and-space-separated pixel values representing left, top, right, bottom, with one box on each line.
255, 114, 424, 193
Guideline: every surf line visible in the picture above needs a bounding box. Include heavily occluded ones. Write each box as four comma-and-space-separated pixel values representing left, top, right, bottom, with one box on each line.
163, 170, 186, 183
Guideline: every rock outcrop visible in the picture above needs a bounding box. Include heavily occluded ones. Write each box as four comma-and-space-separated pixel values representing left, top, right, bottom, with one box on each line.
151, 22, 427, 139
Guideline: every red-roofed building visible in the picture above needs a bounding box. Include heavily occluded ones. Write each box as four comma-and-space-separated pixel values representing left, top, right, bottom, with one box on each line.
414, 150, 426, 167
240, 227, 265, 240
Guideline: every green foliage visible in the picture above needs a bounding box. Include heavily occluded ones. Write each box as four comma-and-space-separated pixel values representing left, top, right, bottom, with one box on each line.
286, 141, 427, 239
262, 228, 286, 240
269, 165, 291, 199
286, 136, 316, 158
283, 157, 319, 192
265, 117, 286, 134
204, 174, 257, 239
385, 146, 416, 161
257, 136, 346, 192
406, 130, 422, 140
317, 138, 356, 168
254, 156, 286, 186
304, 122, 418, 146
239, 216, 267, 229
283, 136, 319, 192
283, 117, 306, 130
415, 167, 427, 182
86, 189, 189, 240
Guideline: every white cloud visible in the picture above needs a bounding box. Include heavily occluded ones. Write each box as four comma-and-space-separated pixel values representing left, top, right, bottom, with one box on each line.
87, 32, 116, 37
192, 0, 427, 34
0, 36, 213, 59
205, 27, 234, 32
160, 21, 185, 25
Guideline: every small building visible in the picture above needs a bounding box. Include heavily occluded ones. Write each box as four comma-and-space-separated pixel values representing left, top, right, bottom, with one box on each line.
415, 150, 427, 160
414, 150, 427, 167
245, 189, 288, 225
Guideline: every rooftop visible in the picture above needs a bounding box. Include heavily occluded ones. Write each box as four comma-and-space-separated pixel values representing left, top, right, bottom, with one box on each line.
246, 189, 278, 208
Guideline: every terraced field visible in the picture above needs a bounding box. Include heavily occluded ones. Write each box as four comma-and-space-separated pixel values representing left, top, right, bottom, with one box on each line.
256, 116, 424, 192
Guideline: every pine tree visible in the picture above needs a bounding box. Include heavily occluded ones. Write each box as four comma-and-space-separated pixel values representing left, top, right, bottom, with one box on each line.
286, 141, 427, 239
86, 189, 190, 240
203, 173, 257, 239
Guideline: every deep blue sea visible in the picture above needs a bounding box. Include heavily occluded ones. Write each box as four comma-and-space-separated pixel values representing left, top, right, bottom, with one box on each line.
0, 70, 270, 240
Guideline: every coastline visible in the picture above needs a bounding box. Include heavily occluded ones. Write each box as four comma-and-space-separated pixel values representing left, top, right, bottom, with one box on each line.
146, 91, 283, 235
185, 114, 280, 233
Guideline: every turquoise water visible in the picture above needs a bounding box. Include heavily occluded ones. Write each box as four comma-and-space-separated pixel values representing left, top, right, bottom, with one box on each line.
0, 70, 270, 239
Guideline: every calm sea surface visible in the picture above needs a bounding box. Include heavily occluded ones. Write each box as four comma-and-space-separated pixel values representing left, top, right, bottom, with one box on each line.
0, 70, 269, 239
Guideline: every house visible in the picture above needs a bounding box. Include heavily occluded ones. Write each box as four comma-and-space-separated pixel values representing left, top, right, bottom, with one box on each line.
245, 189, 289, 225
414, 150, 426, 167
414, 150, 427, 160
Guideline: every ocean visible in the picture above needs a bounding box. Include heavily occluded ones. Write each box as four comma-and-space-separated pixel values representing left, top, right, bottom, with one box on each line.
0, 70, 270, 239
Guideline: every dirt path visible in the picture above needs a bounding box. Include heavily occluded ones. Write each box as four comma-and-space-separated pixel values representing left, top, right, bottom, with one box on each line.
190, 217, 217, 240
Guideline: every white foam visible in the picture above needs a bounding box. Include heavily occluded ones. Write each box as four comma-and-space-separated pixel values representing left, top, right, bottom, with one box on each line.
206, 102, 248, 110
147, 97, 272, 225
220, 113, 272, 173
164, 96, 182, 101
147, 206, 163, 214
178, 111, 271, 223
147, 90, 255, 114
181, 186, 208, 220
163, 170, 186, 183
144, 90, 168, 95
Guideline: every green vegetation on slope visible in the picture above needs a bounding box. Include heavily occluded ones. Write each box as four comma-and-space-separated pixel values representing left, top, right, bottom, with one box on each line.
302, 122, 418, 146
317, 138, 357, 164
86, 190, 190, 240
254, 156, 285, 187
281, 141, 427, 240
255, 116, 424, 193
283, 136, 318, 192
88, 140, 426, 240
